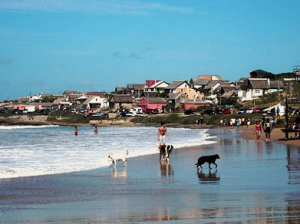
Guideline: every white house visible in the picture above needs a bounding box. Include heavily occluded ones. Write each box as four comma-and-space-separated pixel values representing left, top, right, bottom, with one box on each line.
82, 96, 109, 110
145, 80, 170, 93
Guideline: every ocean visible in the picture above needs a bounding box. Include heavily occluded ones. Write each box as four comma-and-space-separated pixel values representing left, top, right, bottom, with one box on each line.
0, 125, 216, 179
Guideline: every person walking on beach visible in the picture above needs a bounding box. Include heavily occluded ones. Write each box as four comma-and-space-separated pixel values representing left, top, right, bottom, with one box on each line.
74, 126, 78, 136
264, 118, 271, 141
246, 117, 251, 128
157, 122, 169, 149
200, 116, 204, 126
271, 115, 276, 129
254, 121, 262, 141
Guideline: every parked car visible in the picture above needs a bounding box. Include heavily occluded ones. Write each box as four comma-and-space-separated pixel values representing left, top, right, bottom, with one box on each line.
252, 107, 264, 113
92, 112, 109, 118
201, 109, 215, 115
79, 108, 86, 113
135, 112, 147, 117
246, 108, 254, 114
126, 112, 134, 117
143, 108, 159, 114
222, 108, 231, 114
11, 108, 19, 114
83, 112, 93, 118
184, 109, 195, 115
237, 108, 247, 114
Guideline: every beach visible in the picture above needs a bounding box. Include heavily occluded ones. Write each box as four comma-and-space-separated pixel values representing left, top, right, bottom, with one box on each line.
1, 127, 300, 223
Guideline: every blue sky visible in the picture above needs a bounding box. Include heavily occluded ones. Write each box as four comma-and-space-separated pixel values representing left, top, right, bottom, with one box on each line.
0, 0, 300, 101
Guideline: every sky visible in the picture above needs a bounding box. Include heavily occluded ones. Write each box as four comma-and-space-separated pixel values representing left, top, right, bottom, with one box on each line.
0, 0, 300, 101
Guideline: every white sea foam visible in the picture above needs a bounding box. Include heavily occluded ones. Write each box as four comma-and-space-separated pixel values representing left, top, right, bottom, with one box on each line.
0, 126, 216, 179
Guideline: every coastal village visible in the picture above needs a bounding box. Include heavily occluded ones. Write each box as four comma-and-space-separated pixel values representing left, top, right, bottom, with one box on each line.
1, 68, 300, 118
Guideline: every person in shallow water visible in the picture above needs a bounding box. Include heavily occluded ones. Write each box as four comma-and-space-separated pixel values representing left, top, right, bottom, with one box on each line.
94, 126, 98, 135
74, 126, 78, 136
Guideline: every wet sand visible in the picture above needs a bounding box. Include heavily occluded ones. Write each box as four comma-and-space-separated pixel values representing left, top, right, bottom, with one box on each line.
1, 128, 300, 223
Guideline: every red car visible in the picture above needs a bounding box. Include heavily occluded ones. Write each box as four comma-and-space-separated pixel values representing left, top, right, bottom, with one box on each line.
222, 108, 231, 114
252, 107, 263, 113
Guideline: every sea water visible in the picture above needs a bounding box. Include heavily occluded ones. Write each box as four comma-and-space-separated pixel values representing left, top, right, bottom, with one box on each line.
0, 125, 216, 179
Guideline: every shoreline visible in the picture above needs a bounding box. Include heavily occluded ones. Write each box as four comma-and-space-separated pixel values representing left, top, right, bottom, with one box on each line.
1, 114, 299, 147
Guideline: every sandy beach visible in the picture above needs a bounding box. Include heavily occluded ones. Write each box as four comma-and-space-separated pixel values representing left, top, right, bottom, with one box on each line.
1, 127, 300, 223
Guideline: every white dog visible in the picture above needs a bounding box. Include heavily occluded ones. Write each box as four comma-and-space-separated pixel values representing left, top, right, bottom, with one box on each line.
108, 150, 128, 167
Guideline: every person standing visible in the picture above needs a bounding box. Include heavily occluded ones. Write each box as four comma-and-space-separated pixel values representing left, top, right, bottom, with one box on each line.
74, 126, 78, 136
254, 121, 262, 141
157, 122, 169, 149
200, 116, 204, 126
271, 115, 276, 129
246, 117, 251, 128
264, 118, 271, 141
94, 126, 98, 135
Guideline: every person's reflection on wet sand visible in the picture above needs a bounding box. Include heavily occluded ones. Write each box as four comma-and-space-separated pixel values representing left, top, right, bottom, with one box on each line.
197, 170, 220, 183
159, 161, 173, 178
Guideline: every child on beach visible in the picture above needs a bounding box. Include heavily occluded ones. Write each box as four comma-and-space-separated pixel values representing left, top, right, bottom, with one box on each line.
254, 121, 262, 141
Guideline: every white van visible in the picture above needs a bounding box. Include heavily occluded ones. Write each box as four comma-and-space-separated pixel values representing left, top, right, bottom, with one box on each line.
129, 107, 143, 116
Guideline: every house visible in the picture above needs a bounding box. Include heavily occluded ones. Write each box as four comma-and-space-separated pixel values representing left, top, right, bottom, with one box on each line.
115, 87, 126, 94
165, 80, 190, 93
68, 93, 86, 105
237, 78, 270, 102
165, 92, 186, 109
175, 87, 204, 100
82, 96, 109, 110
109, 94, 134, 110
139, 97, 167, 111
132, 84, 145, 98
190, 79, 210, 89
269, 81, 284, 93
250, 69, 273, 78
178, 99, 213, 111
204, 80, 221, 94
145, 80, 169, 94
196, 75, 222, 80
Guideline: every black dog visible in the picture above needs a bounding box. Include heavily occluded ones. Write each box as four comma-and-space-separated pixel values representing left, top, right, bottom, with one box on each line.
195, 154, 220, 170
159, 145, 174, 162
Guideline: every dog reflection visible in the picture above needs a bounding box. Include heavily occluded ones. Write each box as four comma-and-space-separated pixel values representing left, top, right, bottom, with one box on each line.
197, 170, 220, 182
159, 162, 173, 178
110, 167, 128, 178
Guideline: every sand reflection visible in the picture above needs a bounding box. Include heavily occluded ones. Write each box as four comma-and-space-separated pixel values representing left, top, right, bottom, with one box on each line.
110, 167, 128, 178
159, 161, 173, 178
197, 170, 220, 183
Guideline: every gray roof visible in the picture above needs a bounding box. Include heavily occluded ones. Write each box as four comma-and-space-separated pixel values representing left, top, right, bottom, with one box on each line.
145, 97, 167, 104
221, 90, 236, 98
204, 80, 220, 90
192, 79, 210, 86
111, 94, 132, 103
248, 79, 269, 89
166, 92, 184, 100
133, 84, 145, 90
165, 80, 189, 89
270, 81, 284, 89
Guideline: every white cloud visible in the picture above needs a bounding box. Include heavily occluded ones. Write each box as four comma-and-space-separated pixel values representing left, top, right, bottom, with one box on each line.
0, 0, 195, 15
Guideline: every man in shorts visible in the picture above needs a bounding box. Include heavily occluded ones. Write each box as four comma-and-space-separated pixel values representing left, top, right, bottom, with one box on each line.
157, 122, 169, 149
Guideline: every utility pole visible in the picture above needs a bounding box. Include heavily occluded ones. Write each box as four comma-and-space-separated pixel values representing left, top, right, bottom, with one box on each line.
285, 96, 289, 140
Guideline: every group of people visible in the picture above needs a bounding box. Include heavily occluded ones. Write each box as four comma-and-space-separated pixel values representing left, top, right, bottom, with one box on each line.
226, 117, 251, 128
74, 125, 98, 136
254, 115, 276, 141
